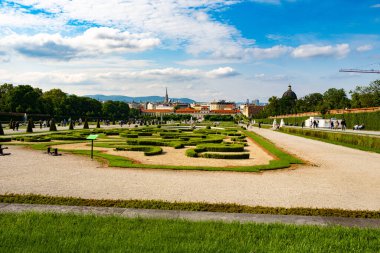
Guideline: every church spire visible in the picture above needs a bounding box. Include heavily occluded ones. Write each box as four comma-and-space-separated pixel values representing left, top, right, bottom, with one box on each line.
164, 87, 169, 104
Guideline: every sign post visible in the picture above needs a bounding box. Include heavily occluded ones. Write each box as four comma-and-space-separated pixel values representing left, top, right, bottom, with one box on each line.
86, 134, 98, 160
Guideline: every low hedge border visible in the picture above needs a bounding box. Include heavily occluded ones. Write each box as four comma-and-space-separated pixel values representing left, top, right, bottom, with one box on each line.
1, 193, 378, 219
197, 143, 245, 152
0, 137, 12, 142
279, 127, 380, 153
115, 145, 163, 156
200, 152, 250, 159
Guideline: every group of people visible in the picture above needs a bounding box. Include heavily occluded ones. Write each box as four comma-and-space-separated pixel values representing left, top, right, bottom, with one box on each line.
329, 119, 347, 130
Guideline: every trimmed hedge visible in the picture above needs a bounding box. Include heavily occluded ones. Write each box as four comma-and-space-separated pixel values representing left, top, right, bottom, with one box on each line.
22, 136, 51, 142
197, 143, 245, 152
115, 146, 163, 156
185, 149, 198, 157
0, 137, 11, 142
49, 134, 87, 141
256, 111, 380, 130
279, 127, 380, 152
200, 152, 250, 159
138, 132, 153, 136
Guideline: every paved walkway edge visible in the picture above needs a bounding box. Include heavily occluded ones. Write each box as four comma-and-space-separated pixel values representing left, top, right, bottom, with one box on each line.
0, 203, 379, 228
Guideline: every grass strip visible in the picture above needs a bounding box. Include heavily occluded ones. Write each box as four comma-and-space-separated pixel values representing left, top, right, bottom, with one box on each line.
1, 193, 379, 219
1, 212, 379, 252
278, 127, 380, 153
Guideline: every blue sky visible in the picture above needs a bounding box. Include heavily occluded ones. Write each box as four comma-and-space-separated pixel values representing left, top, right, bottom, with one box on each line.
0, 0, 379, 102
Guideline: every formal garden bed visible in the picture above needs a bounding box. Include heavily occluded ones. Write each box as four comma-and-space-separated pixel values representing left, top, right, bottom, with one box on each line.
6, 124, 303, 172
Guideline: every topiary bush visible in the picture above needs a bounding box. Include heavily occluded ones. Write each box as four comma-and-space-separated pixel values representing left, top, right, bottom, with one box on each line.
49, 119, 57, 131
69, 121, 74, 130
83, 119, 89, 129
26, 119, 33, 133
185, 149, 198, 157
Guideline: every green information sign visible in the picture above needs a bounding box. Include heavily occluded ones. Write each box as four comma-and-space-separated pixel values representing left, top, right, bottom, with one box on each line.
86, 134, 99, 140
86, 134, 98, 159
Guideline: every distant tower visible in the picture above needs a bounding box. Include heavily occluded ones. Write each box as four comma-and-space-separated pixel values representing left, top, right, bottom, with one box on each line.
164, 87, 169, 104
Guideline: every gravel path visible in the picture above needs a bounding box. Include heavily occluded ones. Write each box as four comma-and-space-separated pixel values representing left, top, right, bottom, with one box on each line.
1, 128, 379, 211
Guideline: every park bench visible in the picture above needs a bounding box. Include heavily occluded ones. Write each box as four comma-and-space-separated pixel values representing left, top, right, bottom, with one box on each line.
0, 144, 11, 156
46, 147, 62, 156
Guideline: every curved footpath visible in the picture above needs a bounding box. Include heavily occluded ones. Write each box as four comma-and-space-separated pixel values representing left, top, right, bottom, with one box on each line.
0, 127, 379, 211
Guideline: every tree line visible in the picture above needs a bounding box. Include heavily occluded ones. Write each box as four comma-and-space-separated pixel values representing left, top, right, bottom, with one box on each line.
0, 84, 140, 120
255, 80, 380, 118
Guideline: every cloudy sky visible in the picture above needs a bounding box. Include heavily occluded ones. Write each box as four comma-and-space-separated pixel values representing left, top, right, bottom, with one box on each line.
0, 0, 379, 102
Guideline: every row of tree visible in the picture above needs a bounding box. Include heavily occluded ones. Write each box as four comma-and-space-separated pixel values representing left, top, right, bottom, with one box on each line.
0, 84, 140, 119
255, 80, 380, 118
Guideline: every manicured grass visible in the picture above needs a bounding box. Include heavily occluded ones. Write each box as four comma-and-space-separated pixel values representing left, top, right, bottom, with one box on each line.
2, 194, 379, 219
278, 127, 380, 153
0, 212, 379, 252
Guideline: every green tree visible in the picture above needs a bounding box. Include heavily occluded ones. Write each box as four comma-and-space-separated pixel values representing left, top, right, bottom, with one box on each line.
350, 80, 380, 108
322, 88, 350, 110
7, 85, 43, 113
96, 119, 101, 128
41, 89, 67, 117
0, 83, 14, 111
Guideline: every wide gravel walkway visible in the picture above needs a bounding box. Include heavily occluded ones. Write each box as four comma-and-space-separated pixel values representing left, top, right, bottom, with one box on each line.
0, 128, 379, 211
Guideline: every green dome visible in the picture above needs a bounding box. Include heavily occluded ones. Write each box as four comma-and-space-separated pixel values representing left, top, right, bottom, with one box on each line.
282, 85, 297, 100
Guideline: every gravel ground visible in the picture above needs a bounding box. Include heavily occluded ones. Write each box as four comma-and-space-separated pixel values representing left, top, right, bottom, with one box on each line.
0, 128, 379, 211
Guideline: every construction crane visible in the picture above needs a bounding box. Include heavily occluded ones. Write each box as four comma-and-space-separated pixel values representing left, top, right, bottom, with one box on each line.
339, 69, 380, 74
339, 63, 380, 74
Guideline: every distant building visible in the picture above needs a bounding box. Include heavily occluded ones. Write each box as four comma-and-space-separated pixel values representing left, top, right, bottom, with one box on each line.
282, 85, 297, 100
210, 100, 236, 111
241, 104, 264, 118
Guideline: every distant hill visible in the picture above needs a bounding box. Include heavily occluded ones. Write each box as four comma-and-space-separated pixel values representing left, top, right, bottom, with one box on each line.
86, 95, 196, 104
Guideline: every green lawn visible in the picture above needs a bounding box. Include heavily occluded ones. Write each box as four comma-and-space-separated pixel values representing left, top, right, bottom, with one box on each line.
2, 194, 379, 219
0, 212, 379, 252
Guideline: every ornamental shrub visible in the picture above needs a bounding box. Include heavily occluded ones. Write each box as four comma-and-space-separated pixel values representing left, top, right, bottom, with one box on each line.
26, 119, 33, 133
49, 119, 57, 131
69, 121, 74, 130
83, 119, 89, 129
0, 122, 4, 135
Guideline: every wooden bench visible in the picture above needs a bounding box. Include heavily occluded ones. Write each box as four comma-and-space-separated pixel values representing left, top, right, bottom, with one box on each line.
0, 145, 10, 156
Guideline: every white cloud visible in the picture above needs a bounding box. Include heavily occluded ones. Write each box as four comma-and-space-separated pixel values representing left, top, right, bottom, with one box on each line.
1, 66, 239, 86
291, 44, 350, 58
206, 67, 240, 78
371, 4, 380, 8
0, 27, 160, 60
0, 51, 10, 63
246, 45, 291, 59
3, 0, 250, 59
356, 44, 373, 52
254, 73, 290, 81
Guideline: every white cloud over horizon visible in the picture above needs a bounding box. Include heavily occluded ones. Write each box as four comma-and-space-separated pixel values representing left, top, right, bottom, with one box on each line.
291, 44, 350, 58
0, 27, 160, 60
